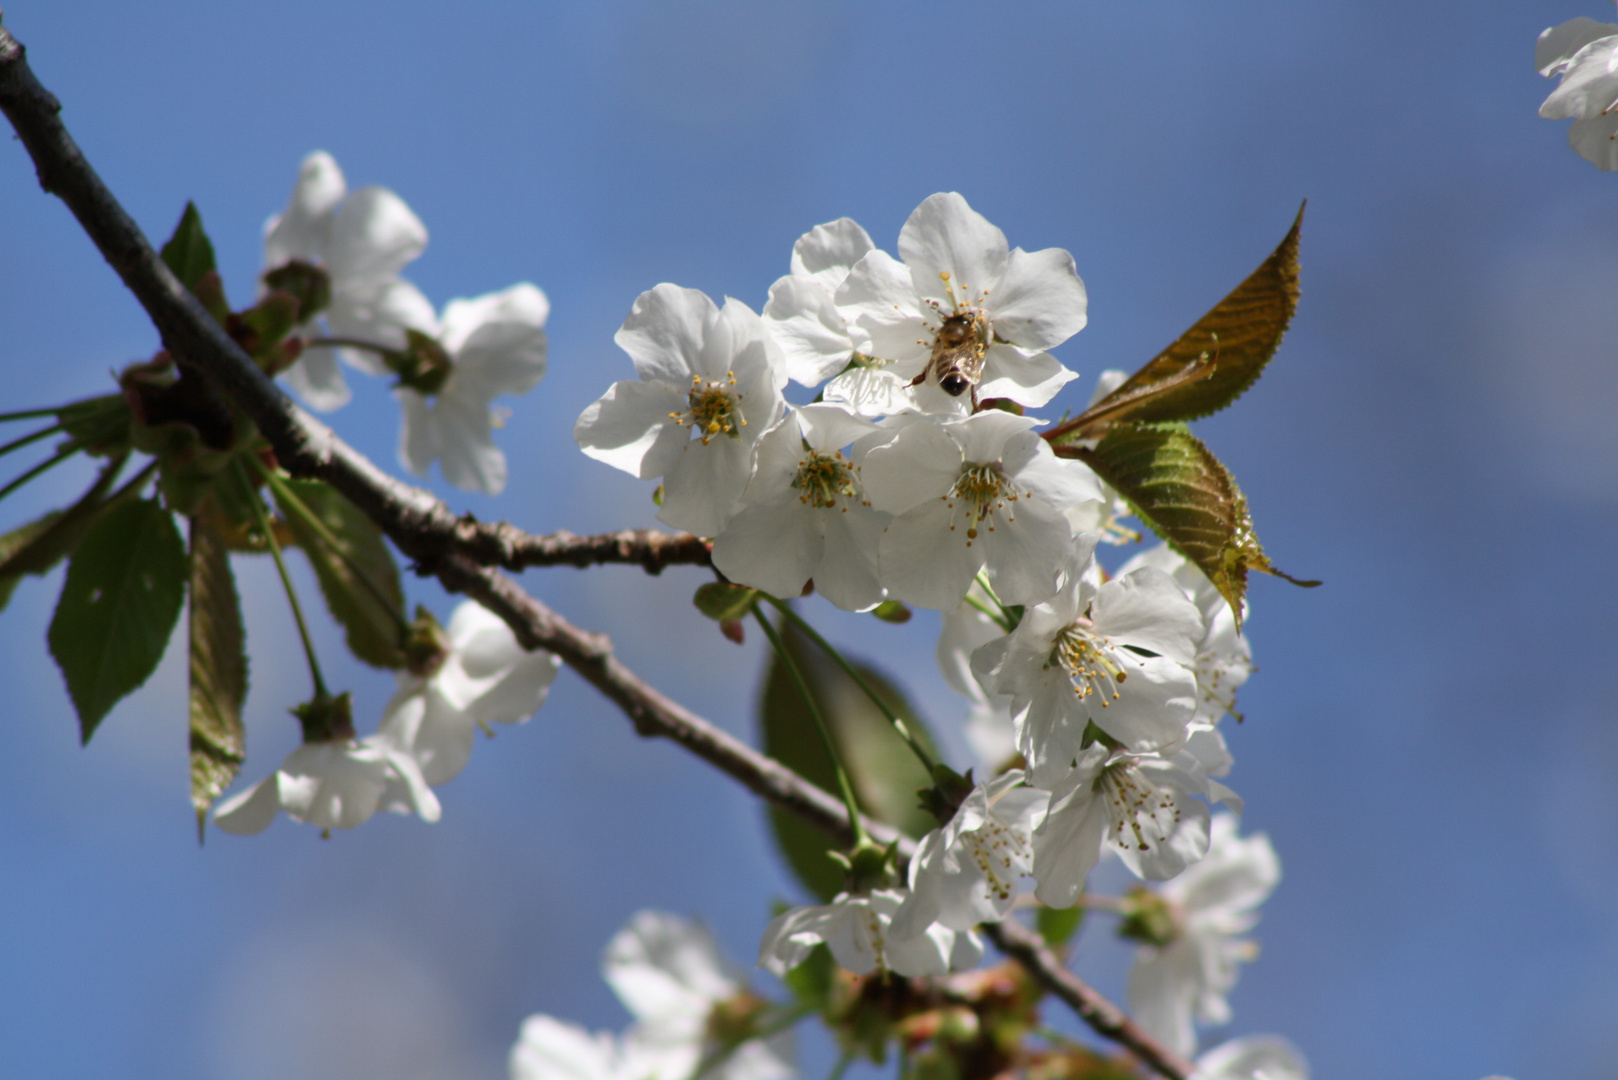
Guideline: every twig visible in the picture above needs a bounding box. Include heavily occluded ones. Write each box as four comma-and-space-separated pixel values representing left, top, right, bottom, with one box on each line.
0, 28, 1192, 1078
985, 920, 1195, 1079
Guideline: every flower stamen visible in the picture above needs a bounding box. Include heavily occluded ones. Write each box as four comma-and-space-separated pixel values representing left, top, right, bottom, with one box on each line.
669, 372, 745, 445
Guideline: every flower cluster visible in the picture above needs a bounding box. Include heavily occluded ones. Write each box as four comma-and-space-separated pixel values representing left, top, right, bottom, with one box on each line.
570, 193, 1286, 1059
511, 910, 794, 1080
214, 601, 558, 835
262, 151, 550, 494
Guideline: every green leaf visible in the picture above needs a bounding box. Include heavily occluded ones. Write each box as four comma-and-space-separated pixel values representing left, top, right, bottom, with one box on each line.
1062, 423, 1317, 628
188, 513, 247, 837
48, 497, 187, 743
159, 201, 218, 293
273, 478, 406, 669
1048, 205, 1303, 444
758, 617, 939, 901
0, 454, 137, 612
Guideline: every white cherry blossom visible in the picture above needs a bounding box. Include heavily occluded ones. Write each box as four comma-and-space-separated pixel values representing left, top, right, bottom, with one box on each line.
971, 537, 1203, 777
212, 736, 440, 835
603, 911, 794, 1080
759, 889, 982, 978
1030, 743, 1230, 907
1119, 542, 1252, 725
860, 410, 1103, 610
397, 283, 550, 495
375, 600, 560, 786
763, 218, 875, 387
510, 1015, 664, 1080
262, 151, 434, 410
711, 403, 888, 610
891, 770, 1048, 937
1192, 1035, 1308, 1080
832, 192, 1085, 412
575, 284, 785, 536
1537, 15, 1618, 170
1128, 814, 1281, 1057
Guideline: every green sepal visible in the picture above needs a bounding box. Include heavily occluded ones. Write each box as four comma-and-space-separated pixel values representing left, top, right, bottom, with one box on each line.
1047, 205, 1303, 445
1117, 886, 1179, 947
188, 512, 248, 838
273, 478, 408, 669
1061, 422, 1317, 628
869, 600, 912, 624
261, 260, 331, 322
781, 942, 836, 1011
693, 581, 759, 622
57, 394, 133, 458
1036, 903, 1085, 947
159, 201, 219, 295
758, 616, 939, 901
47, 496, 187, 743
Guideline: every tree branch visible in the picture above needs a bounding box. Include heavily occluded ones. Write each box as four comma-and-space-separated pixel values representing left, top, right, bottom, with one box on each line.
0, 26, 1190, 1079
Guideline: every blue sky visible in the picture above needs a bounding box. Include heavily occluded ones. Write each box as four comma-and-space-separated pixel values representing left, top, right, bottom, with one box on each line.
2, 2, 1616, 1078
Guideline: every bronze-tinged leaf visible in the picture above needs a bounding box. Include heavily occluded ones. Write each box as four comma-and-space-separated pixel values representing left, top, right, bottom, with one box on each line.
273, 478, 407, 669
1062, 423, 1317, 627
759, 616, 939, 901
189, 513, 247, 839
1048, 204, 1303, 444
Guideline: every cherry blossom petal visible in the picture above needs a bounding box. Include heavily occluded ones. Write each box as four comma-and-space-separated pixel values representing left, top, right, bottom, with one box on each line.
397, 388, 437, 478
764, 274, 856, 386
1537, 16, 1618, 76
325, 185, 428, 284
897, 192, 1010, 309
988, 245, 1089, 350
1569, 111, 1618, 170
1540, 35, 1618, 119
977, 344, 1081, 407
284, 345, 351, 412
211, 775, 283, 836
879, 497, 986, 610
431, 392, 508, 495
614, 283, 716, 385
837, 249, 932, 365
659, 434, 753, 536
263, 150, 345, 269
574, 379, 689, 479
1092, 569, 1205, 665
858, 418, 962, 513
789, 217, 874, 291
711, 501, 823, 597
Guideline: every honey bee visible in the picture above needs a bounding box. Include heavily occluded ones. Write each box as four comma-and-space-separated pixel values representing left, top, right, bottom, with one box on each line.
912, 312, 988, 399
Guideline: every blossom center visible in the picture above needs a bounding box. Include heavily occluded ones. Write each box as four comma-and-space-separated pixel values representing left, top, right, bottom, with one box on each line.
960, 813, 1030, 903
1050, 623, 1127, 707
1097, 760, 1182, 854
792, 450, 860, 510
945, 463, 1018, 542
671, 372, 746, 445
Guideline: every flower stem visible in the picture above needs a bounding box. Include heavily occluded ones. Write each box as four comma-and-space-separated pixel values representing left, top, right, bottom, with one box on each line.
250, 457, 411, 639
0, 437, 86, 504
0, 422, 64, 460
304, 336, 393, 356
235, 458, 328, 700
752, 607, 869, 847
682, 1004, 812, 1080
0, 406, 67, 423
760, 594, 937, 775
